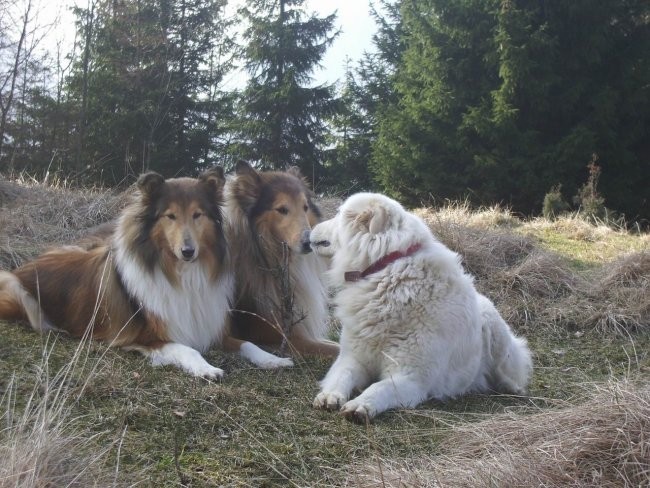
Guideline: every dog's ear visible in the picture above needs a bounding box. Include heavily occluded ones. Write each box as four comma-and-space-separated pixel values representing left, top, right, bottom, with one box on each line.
137, 172, 165, 201
233, 160, 262, 210
199, 166, 225, 195
307, 197, 323, 226
354, 205, 389, 235
235, 160, 260, 178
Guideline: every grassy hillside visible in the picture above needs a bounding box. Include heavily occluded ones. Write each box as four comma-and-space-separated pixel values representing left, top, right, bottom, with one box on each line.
1, 181, 648, 486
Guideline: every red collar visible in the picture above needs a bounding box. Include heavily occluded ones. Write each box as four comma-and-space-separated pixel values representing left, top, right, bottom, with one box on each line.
344, 243, 423, 282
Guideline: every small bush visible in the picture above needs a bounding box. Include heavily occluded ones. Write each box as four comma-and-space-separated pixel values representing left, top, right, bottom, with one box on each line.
574, 155, 608, 222
542, 184, 570, 220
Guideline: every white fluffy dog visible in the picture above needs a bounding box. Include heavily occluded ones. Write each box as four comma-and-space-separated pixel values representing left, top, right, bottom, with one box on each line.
310, 193, 533, 422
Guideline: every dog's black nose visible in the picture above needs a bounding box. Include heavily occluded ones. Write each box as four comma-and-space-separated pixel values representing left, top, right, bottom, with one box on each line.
301, 242, 313, 254
181, 246, 195, 260
300, 230, 312, 254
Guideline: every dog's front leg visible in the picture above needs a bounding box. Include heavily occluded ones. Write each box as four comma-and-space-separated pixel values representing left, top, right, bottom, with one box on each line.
340, 374, 426, 423
313, 355, 369, 411
145, 343, 225, 379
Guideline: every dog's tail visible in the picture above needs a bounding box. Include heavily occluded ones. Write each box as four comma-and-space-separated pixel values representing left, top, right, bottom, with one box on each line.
0, 271, 52, 331
478, 294, 533, 395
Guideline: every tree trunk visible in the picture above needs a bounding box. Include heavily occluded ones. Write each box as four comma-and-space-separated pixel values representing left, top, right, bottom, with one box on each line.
0, 0, 31, 160
75, 0, 95, 170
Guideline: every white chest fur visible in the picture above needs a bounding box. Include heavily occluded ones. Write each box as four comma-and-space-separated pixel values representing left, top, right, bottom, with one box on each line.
114, 247, 233, 353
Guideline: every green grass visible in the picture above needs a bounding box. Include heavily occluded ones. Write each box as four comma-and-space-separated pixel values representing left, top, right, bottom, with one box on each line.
520, 225, 648, 270
2, 318, 649, 486
2, 197, 649, 485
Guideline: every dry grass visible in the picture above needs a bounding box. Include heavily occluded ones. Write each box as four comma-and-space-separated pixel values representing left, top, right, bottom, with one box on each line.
349, 379, 650, 487
1, 179, 649, 486
413, 203, 650, 335
0, 177, 125, 269
553, 251, 650, 335
414, 201, 521, 230
0, 336, 131, 487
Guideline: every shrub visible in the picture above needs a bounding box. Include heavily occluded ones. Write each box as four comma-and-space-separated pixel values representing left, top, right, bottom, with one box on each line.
542, 184, 570, 220
574, 155, 607, 222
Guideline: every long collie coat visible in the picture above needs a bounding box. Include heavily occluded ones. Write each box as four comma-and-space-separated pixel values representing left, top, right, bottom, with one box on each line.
0, 168, 291, 377
224, 161, 338, 357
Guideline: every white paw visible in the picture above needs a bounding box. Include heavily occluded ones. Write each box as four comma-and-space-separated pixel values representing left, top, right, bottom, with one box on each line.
148, 343, 224, 379
257, 355, 294, 369
240, 342, 294, 369
340, 399, 376, 423
196, 364, 225, 379
313, 391, 348, 411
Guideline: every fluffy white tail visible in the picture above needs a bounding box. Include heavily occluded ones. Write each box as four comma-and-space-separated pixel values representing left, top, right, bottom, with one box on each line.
477, 293, 533, 395
0, 271, 53, 331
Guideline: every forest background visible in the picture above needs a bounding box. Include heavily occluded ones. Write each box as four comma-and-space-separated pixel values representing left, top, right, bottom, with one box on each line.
1, 0, 648, 223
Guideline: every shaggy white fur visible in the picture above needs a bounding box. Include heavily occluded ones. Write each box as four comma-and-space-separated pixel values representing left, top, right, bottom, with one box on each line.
311, 193, 533, 422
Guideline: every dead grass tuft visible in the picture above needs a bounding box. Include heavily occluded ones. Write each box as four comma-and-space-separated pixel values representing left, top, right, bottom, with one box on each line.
558, 251, 650, 334
0, 181, 28, 205
414, 201, 521, 230
428, 223, 535, 280
0, 338, 130, 487
414, 204, 649, 335
350, 380, 650, 487
0, 178, 125, 269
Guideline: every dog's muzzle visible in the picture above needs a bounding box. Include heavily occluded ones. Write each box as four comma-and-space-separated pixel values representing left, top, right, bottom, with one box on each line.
181, 245, 196, 261
311, 240, 330, 249
300, 230, 313, 254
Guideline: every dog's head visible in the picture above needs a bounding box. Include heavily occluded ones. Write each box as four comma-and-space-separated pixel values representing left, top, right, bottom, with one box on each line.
229, 160, 322, 254
135, 167, 226, 266
310, 193, 428, 277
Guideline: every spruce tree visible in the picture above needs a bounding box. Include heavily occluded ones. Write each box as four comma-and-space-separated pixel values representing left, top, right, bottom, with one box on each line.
67, 0, 235, 183
324, 0, 402, 193
372, 0, 650, 219
229, 0, 339, 182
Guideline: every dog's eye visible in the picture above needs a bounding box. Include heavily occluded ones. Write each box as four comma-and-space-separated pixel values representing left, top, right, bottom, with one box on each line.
193, 211, 203, 219
276, 206, 289, 215
166, 214, 176, 220
303, 204, 309, 213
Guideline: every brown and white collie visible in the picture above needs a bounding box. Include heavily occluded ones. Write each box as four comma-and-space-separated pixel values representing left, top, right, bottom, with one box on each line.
0, 168, 291, 377
224, 161, 339, 358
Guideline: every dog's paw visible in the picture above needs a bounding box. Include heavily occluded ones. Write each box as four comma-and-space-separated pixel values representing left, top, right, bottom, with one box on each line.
340, 400, 376, 423
197, 364, 225, 380
313, 391, 347, 411
240, 342, 294, 369
257, 355, 294, 369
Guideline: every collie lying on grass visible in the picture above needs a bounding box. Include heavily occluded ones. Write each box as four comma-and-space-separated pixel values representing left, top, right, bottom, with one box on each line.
311, 193, 533, 422
224, 161, 339, 358
0, 168, 291, 377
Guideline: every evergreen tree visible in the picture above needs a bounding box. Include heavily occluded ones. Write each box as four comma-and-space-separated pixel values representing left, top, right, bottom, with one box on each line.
372, 0, 500, 206
67, 0, 235, 183
324, 0, 403, 193
373, 0, 650, 219
229, 0, 339, 182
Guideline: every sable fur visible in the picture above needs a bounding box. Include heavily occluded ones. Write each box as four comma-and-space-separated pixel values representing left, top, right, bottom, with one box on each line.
0, 168, 291, 376
224, 161, 338, 357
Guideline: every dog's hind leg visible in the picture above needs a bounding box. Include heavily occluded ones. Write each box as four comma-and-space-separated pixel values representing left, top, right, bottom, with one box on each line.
288, 332, 340, 358
221, 334, 294, 369
0, 271, 54, 332
339, 374, 426, 423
